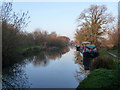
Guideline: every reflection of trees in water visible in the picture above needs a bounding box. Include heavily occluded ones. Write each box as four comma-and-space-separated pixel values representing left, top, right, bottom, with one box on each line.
74, 51, 83, 65
2, 47, 70, 88
46, 48, 70, 60
75, 68, 89, 82
2, 64, 30, 88
61, 47, 70, 55
25, 52, 48, 67
33, 56, 48, 67
45, 50, 62, 60
69, 46, 75, 49
25, 47, 70, 67
74, 51, 89, 82
3, 47, 70, 68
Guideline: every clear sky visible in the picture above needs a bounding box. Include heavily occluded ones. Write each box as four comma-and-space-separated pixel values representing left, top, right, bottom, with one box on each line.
12, 2, 118, 40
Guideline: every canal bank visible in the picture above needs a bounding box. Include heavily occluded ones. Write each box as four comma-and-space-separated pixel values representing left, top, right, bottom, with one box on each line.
77, 48, 120, 88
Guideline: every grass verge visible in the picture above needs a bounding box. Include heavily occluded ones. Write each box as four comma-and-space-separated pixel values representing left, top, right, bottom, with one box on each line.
77, 68, 119, 88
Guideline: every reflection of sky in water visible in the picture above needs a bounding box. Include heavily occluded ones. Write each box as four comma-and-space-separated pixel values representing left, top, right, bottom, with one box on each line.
2, 48, 89, 88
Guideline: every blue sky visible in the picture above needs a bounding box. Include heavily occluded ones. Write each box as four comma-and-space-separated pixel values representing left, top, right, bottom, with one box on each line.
12, 2, 118, 40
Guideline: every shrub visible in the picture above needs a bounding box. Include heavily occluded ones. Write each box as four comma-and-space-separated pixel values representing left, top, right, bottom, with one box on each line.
46, 37, 65, 48
90, 55, 114, 71
112, 45, 118, 50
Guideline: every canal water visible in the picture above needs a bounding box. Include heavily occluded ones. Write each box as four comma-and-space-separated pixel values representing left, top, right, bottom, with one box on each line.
2, 48, 89, 88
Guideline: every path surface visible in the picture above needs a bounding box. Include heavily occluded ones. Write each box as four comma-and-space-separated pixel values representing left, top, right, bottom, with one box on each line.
107, 52, 120, 60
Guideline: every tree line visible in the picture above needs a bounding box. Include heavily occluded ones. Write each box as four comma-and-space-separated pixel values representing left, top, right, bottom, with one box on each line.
2, 2, 70, 61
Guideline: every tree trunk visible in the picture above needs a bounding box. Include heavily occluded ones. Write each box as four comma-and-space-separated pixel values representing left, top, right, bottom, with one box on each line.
94, 33, 97, 45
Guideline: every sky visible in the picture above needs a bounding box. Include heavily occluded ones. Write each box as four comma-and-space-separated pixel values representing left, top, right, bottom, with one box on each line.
11, 1, 118, 40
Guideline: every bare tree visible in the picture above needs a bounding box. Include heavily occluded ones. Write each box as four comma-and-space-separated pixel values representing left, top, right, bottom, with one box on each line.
2, 2, 30, 31
108, 25, 118, 46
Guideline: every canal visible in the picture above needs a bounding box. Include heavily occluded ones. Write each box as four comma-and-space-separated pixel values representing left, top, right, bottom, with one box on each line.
2, 47, 89, 88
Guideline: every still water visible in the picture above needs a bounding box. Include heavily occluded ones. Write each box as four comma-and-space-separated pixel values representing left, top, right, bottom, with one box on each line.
2, 48, 89, 88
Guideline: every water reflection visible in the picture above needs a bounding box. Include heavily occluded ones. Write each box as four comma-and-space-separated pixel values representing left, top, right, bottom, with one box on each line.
2, 47, 70, 88
25, 47, 70, 67
74, 51, 89, 82
74, 51, 83, 65
2, 64, 30, 88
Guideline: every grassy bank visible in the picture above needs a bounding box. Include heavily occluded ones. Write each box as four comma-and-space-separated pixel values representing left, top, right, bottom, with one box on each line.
22, 46, 43, 56
77, 68, 119, 88
77, 48, 120, 88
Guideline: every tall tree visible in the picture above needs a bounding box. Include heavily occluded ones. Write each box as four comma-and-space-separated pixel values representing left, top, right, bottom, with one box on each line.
76, 5, 114, 45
